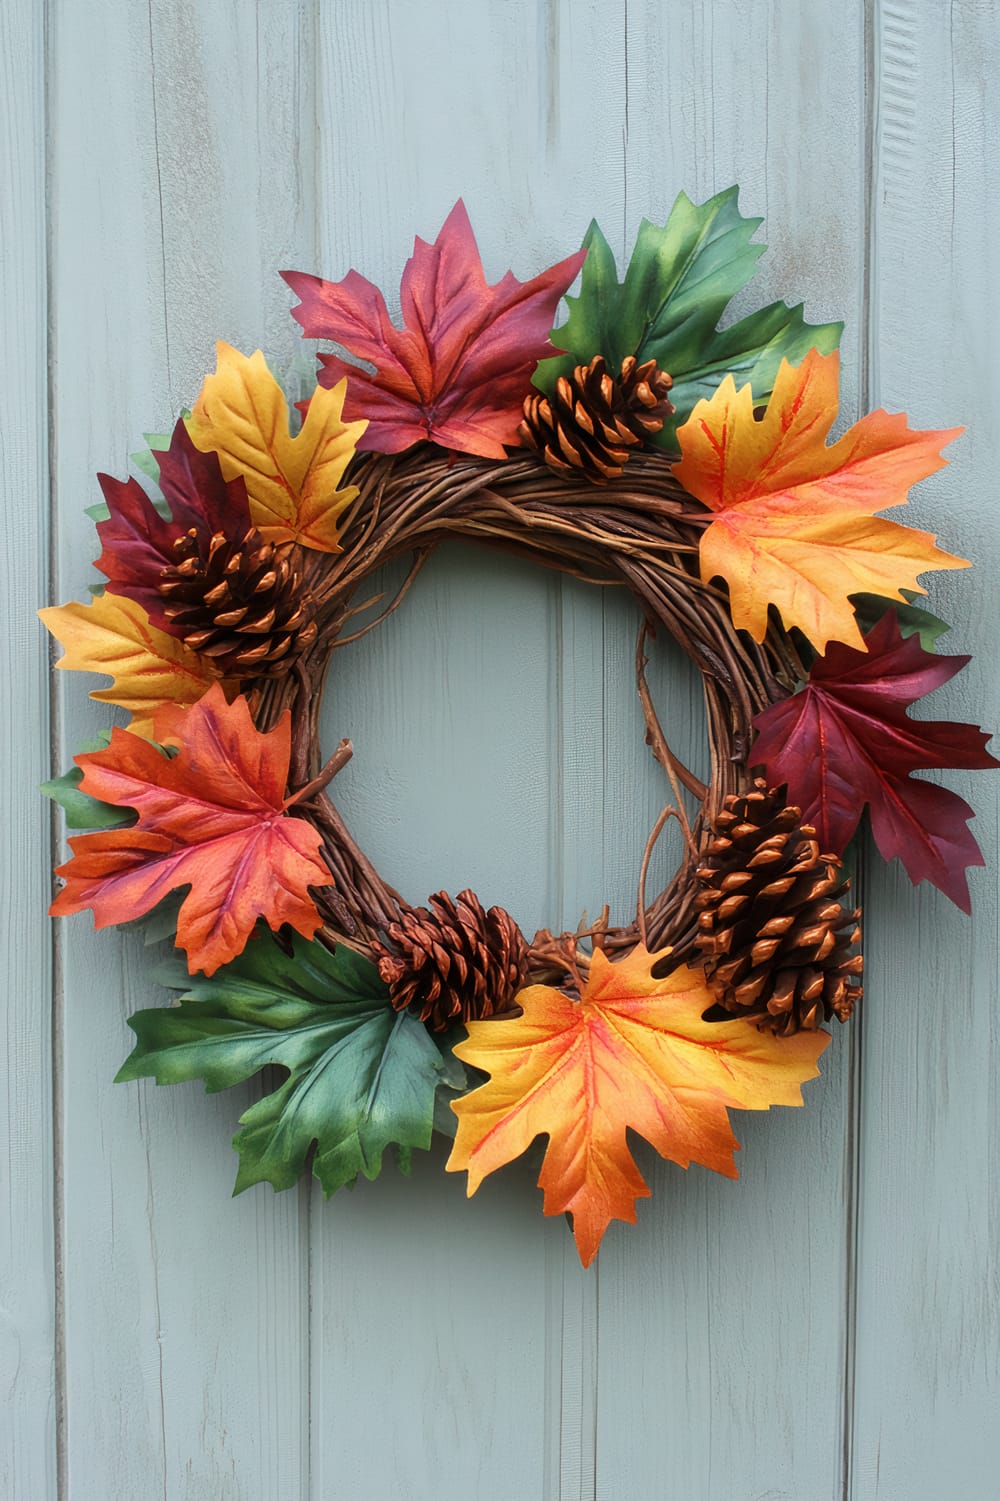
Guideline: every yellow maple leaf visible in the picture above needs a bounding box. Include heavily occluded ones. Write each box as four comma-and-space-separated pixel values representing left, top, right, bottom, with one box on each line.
447, 946, 828, 1265
39, 592, 221, 736
673, 349, 966, 652
186, 342, 367, 553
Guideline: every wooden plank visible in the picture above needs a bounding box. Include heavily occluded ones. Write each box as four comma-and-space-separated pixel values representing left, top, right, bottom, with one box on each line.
49, 3, 313, 1495
850, 4, 1000, 1496
0, 1, 57, 1496
306, 2, 630, 1494
594, 4, 869, 1497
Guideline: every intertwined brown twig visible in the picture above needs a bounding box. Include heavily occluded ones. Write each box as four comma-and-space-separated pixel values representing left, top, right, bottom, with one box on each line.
252, 449, 801, 977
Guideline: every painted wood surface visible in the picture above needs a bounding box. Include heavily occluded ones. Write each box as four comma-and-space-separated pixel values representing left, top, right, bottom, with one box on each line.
4, 0, 995, 1496
1, 2, 56, 1497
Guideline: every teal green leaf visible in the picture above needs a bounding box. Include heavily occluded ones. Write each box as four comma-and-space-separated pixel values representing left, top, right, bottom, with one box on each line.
117, 892, 185, 946
131, 413, 190, 483
118, 934, 467, 1196
851, 591, 951, 652
41, 733, 133, 830
86, 417, 190, 522
535, 186, 841, 446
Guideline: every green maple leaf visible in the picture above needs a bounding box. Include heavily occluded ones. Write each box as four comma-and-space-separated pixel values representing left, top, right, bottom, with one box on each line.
117, 933, 467, 1196
535, 185, 842, 447
41, 732, 133, 830
850, 590, 952, 653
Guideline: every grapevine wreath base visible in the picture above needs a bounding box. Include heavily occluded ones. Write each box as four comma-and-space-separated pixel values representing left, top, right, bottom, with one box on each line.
41, 190, 996, 1264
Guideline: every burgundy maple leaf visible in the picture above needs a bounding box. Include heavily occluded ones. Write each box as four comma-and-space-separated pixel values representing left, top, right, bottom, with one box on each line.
751, 610, 999, 910
95, 420, 253, 627
282, 200, 586, 459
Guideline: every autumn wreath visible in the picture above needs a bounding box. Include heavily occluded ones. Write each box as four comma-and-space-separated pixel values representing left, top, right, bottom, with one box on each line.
41, 190, 997, 1264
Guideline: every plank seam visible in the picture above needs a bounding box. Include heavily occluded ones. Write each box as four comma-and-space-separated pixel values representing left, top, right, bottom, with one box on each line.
843, 5, 880, 1496
41, 0, 67, 1494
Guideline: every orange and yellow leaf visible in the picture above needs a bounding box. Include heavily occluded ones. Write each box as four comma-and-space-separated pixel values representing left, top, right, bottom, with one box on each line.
447, 946, 828, 1265
673, 349, 966, 651
51, 685, 332, 975
187, 341, 367, 553
39, 592, 222, 737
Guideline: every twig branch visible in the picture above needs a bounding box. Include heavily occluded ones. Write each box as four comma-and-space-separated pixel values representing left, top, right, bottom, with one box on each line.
636, 804, 680, 949
332, 550, 430, 647
285, 738, 353, 807
634, 620, 708, 829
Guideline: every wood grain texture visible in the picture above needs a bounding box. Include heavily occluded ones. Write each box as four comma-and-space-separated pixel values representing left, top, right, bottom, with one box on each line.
0, 1, 56, 1497
593, 4, 868, 1497
307, 3, 629, 1492
28, 0, 1000, 1495
850, 4, 1000, 1497
49, 3, 313, 1496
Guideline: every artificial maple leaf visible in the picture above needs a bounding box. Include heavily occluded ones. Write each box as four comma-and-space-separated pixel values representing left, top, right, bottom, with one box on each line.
534, 186, 842, 446
283, 199, 587, 459
672, 349, 966, 652
117, 935, 465, 1196
50, 683, 332, 974
95, 419, 254, 628
447, 946, 828, 1265
39, 591, 223, 736
752, 610, 999, 911
186, 342, 367, 553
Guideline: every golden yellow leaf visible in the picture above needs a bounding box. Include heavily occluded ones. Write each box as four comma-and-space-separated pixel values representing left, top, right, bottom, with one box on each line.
447, 946, 828, 1265
673, 349, 966, 651
39, 592, 221, 736
187, 341, 367, 553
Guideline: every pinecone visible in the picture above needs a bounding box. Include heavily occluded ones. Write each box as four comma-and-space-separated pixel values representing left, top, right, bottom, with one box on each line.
694, 780, 863, 1037
157, 526, 318, 677
373, 889, 529, 1032
518, 354, 675, 484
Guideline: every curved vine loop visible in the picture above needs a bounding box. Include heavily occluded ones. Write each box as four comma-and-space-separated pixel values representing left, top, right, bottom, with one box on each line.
250, 449, 798, 977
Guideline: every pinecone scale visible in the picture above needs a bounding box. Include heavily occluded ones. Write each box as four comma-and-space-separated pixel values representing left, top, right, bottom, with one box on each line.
695, 780, 863, 1036
158, 526, 317, 677
373, 889, 528, 1032
519, 354, 675, 484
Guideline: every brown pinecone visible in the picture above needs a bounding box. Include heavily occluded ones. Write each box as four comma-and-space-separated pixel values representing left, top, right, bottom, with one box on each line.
694, 780, 863, 1037
373, 889, 529, 1032
157, 526, 318, 677
518, 354, 675, 484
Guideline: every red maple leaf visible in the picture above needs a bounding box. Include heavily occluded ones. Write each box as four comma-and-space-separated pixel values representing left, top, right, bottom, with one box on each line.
95, 421, 253, 630
751, 611, 999, 910
282, 200, 586, 459
50, 684, 332, 973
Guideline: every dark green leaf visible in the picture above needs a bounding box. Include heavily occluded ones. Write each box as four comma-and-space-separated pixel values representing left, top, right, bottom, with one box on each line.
851, 591, 951, 652
118, 892, 185, 946
41, 733, 133, 830
535, 186, 841, 444
119, 934, 467, 1196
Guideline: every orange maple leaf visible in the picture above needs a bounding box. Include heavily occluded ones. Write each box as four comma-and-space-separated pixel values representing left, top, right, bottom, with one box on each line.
447, 946, 828, 1265
673, 349, 966, 651
51, 684, 332, 975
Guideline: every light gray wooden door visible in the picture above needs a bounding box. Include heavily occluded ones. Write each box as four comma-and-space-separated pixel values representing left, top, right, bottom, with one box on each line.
5, 2, 998, 1497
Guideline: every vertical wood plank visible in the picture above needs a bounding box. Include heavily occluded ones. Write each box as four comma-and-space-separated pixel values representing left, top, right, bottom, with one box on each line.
594, 4, 869, 1497
307, 2, 630, 1494
49, 3, 314, 1495
0, 1, 56, 1496
851, 5, 1000, 1496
